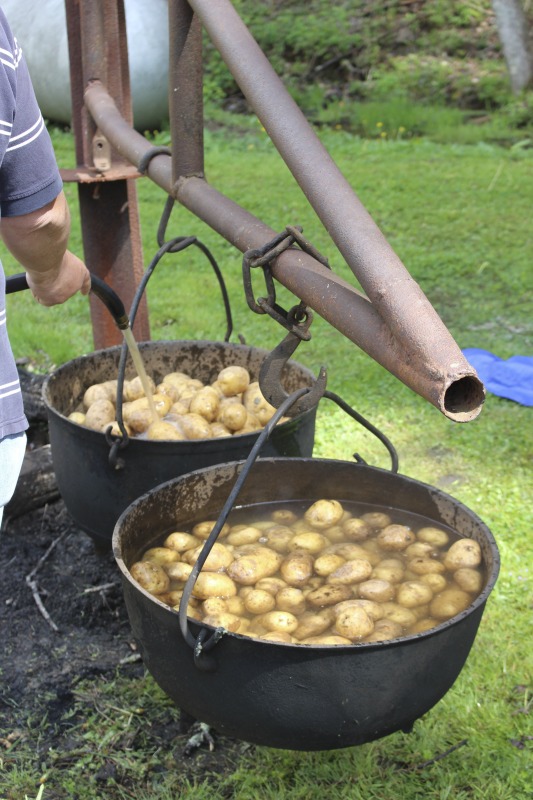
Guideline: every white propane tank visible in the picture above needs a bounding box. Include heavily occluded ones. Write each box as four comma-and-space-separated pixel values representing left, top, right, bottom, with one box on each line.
1, 0, 169, 131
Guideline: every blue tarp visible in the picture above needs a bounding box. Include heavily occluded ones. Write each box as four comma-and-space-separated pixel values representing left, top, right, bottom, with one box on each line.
462, 348, 533, 407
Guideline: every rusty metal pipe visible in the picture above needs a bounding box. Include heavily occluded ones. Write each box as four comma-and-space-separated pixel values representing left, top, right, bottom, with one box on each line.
84, 81, 484, 421
187, 0, 478, 380
168, 0, 204, 180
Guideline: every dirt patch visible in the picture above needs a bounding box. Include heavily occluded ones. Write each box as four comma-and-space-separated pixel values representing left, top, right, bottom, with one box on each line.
0, 494, 249, 796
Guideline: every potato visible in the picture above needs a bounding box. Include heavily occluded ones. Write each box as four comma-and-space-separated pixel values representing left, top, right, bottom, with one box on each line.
396, 581, 434, 608
218, 402, 248, 432
218, 365, 250, 397
226, 525, 262, 546
123, 407, 153, 434
259, 610, 299, 634
377, 524, 416, 551
380, 602, 417, 627
271, 508, 298, 525
202, 597, 228, 616
360, 511, 392, 529
203, 612, 243, 633
304, 499, 344, 529
68, 411, 86, 426
146, 420, 186, 440
130, 560, 170, 595
243, 589, 277, 615
238, 412, 263, 433
371, 558, 405, 584
417, 526, 450, 547
189, 386, 220, 422
313, 553, 346, 577
323, 524, 346, 543
331, 542, 374, 561
404, 541, 438, 559
342, 517, 373, 542
170, 399, 191, 415
275, 587, 307, 615
165, 561, 193, 582
158, 589, 184, 607
334, 605, 374, 641
420, 573, 448, 593
210, 421, 232, 438
255, 577, 287, 595
192, 572, 237, 600
84, 399, 116, 431
156, 382, 181, 403
293, 611, 332, 640
306, 584, 353, 608
227, 547, 282, 585
225, 596, 246, 615
192, 520, 231, 540
279, 550, 314, 586
83, 383, 110, 409
327, 558, 373, 585
454, 567, 484, 594
142, 546, 179, 566
124, 375, 156, 401
443, 539, 482, 571
164, 531, 201, 552
162, 371, 191, 390
364, 617, 403, 642
243, 381, 276, 424
334, 598, 384, 622
184, 542, 234, 572
409, 618, 439, 634
179, 413, 212, 440
408, 557, 446, 576
357, 579, 395, 603
262, 525, 295, 554
288, 531, 328, 554
430, 587, 472, 619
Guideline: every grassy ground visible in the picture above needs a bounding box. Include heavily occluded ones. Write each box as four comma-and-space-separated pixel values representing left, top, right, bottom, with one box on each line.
2, 117, 532, 798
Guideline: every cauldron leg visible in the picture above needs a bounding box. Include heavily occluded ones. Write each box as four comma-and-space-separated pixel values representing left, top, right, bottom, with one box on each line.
178, 708, 197, 734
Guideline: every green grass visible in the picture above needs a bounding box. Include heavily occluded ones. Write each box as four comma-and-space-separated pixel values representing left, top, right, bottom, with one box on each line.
2, 120, 532, 798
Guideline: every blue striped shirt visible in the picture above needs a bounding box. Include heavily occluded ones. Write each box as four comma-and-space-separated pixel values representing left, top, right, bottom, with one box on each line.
0, 6, 63, 439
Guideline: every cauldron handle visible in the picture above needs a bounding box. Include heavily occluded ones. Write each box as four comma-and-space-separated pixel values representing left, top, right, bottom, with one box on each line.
178, 385, 313, 668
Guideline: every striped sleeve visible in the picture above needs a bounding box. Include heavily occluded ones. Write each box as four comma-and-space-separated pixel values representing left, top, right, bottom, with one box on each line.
0, 11, 63, 217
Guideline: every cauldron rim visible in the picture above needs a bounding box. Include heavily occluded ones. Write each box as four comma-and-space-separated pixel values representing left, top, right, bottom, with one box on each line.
112, 456, 500, 654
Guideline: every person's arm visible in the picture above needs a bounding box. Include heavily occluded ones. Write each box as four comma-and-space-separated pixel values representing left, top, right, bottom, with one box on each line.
0, 190, 91, 306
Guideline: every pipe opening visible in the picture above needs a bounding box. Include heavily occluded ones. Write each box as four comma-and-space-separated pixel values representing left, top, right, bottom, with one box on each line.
444, 376, 485, 422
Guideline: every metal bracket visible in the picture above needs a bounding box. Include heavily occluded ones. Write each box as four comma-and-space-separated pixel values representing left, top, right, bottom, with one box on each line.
92, 130, 112, 172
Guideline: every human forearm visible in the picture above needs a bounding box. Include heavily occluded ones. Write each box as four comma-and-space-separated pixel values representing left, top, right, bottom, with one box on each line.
1, 191, 70, 272
0, 191, 90, 305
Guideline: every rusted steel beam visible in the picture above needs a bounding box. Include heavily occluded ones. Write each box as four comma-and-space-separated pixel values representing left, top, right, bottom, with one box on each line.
64, 0, 149, 348
84, 82, 483, 422
168, 0, 204, 181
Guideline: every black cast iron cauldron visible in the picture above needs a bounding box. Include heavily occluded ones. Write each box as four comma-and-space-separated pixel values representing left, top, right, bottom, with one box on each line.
113, 457, 500, 751
42, 341, 316, 547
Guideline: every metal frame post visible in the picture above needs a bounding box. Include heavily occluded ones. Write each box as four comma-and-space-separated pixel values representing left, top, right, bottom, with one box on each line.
64, 0, 150, 348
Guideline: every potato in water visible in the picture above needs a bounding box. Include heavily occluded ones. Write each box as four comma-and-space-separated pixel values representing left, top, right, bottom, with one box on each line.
129, 500, 485, 646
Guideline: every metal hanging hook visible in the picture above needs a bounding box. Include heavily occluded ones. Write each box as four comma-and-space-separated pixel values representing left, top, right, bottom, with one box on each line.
259, 308, 327, 415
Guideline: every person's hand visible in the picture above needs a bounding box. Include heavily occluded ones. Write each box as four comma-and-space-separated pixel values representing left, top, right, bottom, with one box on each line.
26, 251, 91, 306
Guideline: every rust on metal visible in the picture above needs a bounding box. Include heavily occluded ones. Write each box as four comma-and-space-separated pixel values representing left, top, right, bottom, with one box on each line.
168, 0, 205, 181
64, 0, 149, 348
76, 2, 484, 422
83, 82, 484, 421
